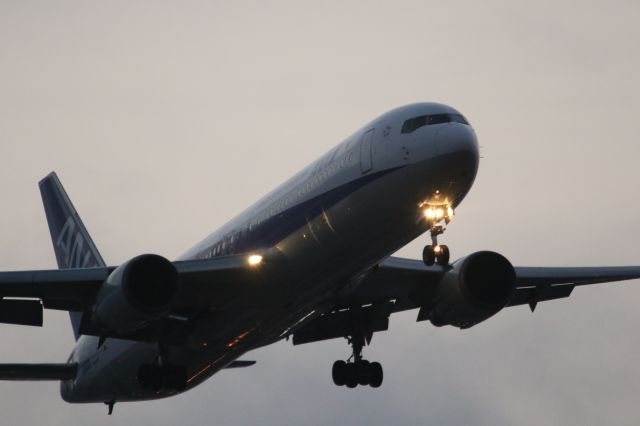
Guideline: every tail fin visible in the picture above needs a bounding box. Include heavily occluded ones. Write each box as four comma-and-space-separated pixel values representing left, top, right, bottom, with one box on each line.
38, 172, 106, 340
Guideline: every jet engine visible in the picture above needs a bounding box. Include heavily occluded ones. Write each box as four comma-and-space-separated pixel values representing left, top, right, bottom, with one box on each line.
428, 251, 516, 329
92, 254, 180, 334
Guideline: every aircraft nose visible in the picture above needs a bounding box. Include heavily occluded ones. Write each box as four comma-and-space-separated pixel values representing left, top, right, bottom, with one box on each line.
435, 123, 479, 160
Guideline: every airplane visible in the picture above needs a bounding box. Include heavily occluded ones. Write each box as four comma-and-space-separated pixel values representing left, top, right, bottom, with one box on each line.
1, 102, 639, 415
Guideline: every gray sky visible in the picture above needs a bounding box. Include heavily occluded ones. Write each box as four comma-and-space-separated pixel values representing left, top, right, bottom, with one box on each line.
1, 0, 640, 424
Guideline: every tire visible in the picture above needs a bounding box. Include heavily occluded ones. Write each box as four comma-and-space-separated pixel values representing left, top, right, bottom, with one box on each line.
436, 245, 450, 266
357, 361, 371, 386
332, 360, 347, 386
422, 245, 435, 266
345, 363, 358, 388
369, 362, 383, 388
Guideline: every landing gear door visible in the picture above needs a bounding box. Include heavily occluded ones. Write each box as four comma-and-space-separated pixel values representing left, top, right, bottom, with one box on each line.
360, 129, 375, 174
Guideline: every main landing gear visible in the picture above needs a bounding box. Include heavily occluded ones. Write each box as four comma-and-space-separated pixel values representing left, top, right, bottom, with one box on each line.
421, 203, 454, 267
331, 334, 383, 388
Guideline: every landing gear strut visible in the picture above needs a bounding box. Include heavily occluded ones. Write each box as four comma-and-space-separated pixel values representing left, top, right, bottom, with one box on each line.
332, 334, 383, 388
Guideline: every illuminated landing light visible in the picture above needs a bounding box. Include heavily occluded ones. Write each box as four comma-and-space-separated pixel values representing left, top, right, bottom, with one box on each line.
424, 208, 436, 220
423, 205, 453, 222
247, 254, 263, 267
434, 245, 442, 254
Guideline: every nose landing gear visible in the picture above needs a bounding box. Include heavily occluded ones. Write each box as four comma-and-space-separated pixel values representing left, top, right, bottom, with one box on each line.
422, 226, 450, 266
420, 204, 454, 267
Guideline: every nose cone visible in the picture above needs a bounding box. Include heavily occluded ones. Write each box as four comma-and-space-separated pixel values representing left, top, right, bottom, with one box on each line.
435, 123, 479, 159
434, 123, 480, 189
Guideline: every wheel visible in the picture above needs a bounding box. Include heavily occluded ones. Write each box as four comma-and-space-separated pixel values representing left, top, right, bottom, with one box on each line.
357, 361, 371, 386
369, 362, 383, 388
345, 363, 358, 388
332, 360, 347, 386
436, 245, 450, 266
422, 245, 435, 266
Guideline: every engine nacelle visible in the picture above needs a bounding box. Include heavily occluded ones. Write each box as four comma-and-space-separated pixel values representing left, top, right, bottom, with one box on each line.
92, 254, 180, 334
429, 251, 516, 329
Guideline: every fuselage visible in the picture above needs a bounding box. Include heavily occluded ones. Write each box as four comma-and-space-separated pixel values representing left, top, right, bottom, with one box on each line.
61, 102, 480, 403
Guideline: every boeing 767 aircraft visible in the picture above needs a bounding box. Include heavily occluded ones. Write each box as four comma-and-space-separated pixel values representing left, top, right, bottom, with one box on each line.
1, 103, 639, 414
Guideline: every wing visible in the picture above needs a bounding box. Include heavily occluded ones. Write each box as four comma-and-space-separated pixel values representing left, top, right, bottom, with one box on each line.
509, 265, 640, 310
293, 257, 443, 345
17, 172, 271, 341
0, 253, 270, 340
0, 267, 109, 312
291, 256, 640, 346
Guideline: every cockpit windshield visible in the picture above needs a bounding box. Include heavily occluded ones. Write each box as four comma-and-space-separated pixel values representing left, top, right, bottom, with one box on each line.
401, 113, 469, 134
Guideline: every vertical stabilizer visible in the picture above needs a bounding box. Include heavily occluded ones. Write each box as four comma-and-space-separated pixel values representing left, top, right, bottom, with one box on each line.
38, 172, 106, 340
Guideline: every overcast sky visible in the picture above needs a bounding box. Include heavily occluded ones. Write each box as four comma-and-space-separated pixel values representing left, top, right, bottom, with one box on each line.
1, 0, 640, 424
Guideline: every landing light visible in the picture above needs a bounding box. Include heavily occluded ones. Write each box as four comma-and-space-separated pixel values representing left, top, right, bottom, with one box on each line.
247, 254, 263, 267
423, 205, 454, 222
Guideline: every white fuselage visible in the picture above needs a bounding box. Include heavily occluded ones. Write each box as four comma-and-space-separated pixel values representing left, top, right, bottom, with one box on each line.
62, 102, 479, 403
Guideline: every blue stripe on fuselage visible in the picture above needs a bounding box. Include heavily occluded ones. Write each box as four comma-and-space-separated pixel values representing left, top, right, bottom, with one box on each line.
193, 166, 404, 260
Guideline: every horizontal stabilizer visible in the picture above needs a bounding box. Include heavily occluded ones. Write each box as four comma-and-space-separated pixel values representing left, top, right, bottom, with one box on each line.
224, 360, 256, 369
0, 363, 77, 381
